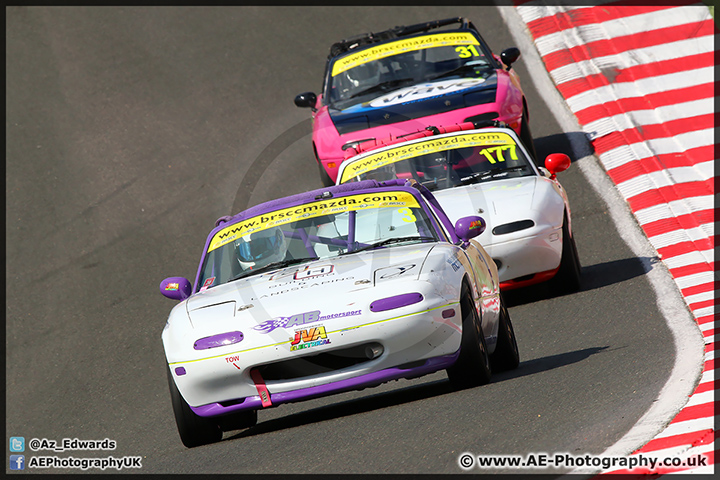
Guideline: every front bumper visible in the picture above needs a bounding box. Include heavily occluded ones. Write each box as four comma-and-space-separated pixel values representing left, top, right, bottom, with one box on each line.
190, 352, 459, 417
168, 291, 462, 412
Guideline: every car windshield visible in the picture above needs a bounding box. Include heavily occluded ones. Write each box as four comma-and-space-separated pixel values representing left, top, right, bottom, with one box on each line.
197, 190, 440, 290
338, 131, 536, 191
326, 32, 493, 109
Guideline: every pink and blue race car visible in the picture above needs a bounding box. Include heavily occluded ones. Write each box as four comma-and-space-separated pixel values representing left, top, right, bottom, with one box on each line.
295, 17, 534, 186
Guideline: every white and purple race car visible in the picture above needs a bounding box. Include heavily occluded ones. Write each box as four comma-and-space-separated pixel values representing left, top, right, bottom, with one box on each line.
160, 179, 519, 447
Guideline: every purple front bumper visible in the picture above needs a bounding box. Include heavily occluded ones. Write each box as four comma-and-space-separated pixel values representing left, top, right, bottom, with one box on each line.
190, 351, 459, 418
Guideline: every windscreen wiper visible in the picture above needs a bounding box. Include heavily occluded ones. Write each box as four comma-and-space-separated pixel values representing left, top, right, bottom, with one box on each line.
458, 165, 528, 186
347, 236, 435, 254
426, 62, 489, 82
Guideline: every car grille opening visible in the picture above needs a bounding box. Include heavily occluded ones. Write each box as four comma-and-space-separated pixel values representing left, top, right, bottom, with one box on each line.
257, 342, 383, 381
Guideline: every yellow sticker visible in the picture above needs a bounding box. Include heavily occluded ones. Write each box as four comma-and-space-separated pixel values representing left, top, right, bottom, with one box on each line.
208, 191, 422, 252
331, 32, 480, 77
339, 132, 516, 184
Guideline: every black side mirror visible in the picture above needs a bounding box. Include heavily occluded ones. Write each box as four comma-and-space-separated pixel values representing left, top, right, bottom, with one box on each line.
500, 48, 520, 71
294, 92, 317, 109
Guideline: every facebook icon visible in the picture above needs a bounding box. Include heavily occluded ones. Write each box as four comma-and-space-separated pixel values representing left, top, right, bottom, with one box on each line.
10, 455, 25, 470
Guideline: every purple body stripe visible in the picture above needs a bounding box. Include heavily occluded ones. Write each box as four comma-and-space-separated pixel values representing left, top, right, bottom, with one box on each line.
189, 352, 458, 417
193, 331, 244, 350
370, 292, 424, 312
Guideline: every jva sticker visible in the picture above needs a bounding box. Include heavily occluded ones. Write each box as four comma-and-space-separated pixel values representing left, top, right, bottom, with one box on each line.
290, 326, 331, 351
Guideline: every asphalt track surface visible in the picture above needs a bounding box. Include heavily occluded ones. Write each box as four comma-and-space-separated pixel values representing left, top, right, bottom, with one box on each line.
6, 6, 678, 474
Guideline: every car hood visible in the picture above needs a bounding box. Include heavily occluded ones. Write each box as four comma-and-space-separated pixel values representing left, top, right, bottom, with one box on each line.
329, 73, 498, 135
183, 243, 436, 329
431, 176, 545, 241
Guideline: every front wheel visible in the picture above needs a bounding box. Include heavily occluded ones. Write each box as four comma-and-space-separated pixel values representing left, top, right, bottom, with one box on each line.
490, 294, 520, 372
167, 366, 223, 448
550, 214, 582, 294
446, 288, 492, 388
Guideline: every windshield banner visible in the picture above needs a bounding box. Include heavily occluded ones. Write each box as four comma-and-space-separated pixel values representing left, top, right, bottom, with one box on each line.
208, 191, 421, 252
340, 132, 515, 183
331, 32, 479, 76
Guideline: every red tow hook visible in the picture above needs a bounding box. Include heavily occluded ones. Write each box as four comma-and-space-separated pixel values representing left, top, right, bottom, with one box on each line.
250, 368, 272, 408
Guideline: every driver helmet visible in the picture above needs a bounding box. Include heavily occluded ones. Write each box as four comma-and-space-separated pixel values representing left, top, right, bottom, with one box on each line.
345, 61, 381, 89
235, 226, 288, 271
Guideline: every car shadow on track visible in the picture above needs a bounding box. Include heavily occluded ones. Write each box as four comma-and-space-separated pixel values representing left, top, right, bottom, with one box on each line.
490, 345, 610, 383
503, 256, 654, 308
222, 346, 609, 442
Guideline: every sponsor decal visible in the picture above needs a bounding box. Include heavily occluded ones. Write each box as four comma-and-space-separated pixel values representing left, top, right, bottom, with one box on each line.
253, 309, 362, 334
331, 32, 479, 76
199, 276, 215, 292
447, 251, 462, 272
208, 192, 421, 252
368, 78, 486, 108
469, 220, 484, 230
318, 309, 361, 320
165, 283, 179, 291
253, 310, 321, 334
378, 264, 416, 279
294, 264, 334, 280
290, 326, 331, 351
254, 275, 356, 299
340, 132, 515, 183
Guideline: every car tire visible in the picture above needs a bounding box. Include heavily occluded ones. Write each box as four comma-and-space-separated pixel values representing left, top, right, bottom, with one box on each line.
490, 293, 520, 372
446, 287, 492, 388
167, 366, 223, 448
550, 214, 582, 294
519, 107, 539, 166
